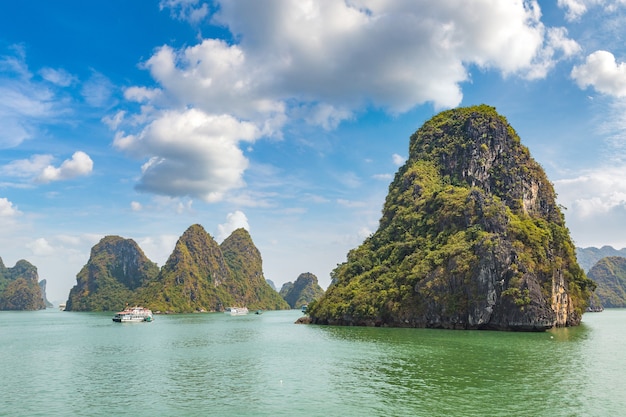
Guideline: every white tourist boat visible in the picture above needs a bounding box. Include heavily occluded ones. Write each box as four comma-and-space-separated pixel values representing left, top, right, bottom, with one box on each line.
112, 306, 153, 322
225, 307, 249, 316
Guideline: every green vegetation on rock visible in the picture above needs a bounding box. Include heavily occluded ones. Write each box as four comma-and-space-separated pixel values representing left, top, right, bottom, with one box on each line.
65, 236, 159, 312
587, 256, 626, 308
280, 272, 325, 308
0, 258, 46, 311
221, 228, 290, 310
307, 105, 594, 331
66, 225, 290, 313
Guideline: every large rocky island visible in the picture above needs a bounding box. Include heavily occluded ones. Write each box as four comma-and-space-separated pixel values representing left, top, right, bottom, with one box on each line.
306, 105, 594, 331
66, 225, 289, 313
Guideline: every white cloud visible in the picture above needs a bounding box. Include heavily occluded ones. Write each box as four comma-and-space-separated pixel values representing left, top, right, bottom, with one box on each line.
1, 154, 54, 179
337, 198, 367, 208
137, 234, 180, 266
143, 39, 286, 133
132, 0, 575, 117
392, 153, 406, 166
216, 210, 250, 241
372, 173, 393, 181
39, 67, 75, 87
102, 110, 126, 130
124, 86, 161, 103
0, 197, 20, 217
557, 0, 591, 21
557, 0, 626, 21
159, 0, 209, 24
571, 50, 626, 97
117, 0, 578, 201
552, 167, 626, 247
26, 237, 55, 256
36, 151, 94, 183
81, 71, 115, 107
114, 108, 259, 201
130, 201, 142, 211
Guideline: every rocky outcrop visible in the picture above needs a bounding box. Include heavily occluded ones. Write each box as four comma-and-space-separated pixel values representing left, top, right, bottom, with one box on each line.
221, 228, 289, 310
0, 258, 46, 311
65, 236, 160, 311
66, 224, 289, 313
307, 105, 594, 331
587, 256, 626, 308
280, 272, 325, 308
134, 224, 234, 313
40, 279, 53, 308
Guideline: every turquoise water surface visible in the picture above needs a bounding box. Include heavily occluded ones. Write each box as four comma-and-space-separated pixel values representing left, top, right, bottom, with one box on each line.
1, 308, 624, 416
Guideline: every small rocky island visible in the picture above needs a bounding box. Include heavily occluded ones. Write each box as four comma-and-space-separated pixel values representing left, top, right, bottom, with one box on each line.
0, 257, 48, 310
280, 272, 325, 309
306, 105, 595, 331
66, 225, 290, 313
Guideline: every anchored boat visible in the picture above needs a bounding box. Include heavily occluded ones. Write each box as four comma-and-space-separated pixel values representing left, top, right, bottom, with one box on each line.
112, 306, 153, 323
224, 307, 249, 316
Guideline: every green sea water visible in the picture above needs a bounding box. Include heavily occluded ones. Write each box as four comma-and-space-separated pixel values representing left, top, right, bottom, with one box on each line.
1, 308, 624, 416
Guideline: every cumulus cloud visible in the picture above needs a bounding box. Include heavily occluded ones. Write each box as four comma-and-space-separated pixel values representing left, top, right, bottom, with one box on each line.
571, 50, 626, 97
114, 108, 259, 201
216, 210, 250, 241
130, 201, 142, 211
133, 0, 577, 116
36, 151, 94, 183
117, 0, 578, 201
0, 197, 21, 217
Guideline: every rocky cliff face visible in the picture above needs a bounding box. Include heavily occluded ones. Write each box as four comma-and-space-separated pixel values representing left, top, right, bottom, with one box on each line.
0, 258, 46, 311
308, 105, 594, 331
65, 236, 160, 311
280, 272, 325, 308
39, 279, 53, 308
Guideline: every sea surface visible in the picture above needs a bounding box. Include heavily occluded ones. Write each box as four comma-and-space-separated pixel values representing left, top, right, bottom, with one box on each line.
1, 308, 625, 416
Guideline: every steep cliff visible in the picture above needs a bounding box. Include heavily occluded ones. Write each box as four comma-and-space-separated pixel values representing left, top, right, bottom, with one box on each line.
0, 258, 46, 311
65, 236, 160, 311
308, 105, 594, 331
280, 272, 325, 308
220, 228, 290, 310
587, 256, 626, 308
40, 279, 53, 308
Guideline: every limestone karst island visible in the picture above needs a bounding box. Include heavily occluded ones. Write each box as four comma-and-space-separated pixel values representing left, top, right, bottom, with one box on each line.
306, 105, 595, 331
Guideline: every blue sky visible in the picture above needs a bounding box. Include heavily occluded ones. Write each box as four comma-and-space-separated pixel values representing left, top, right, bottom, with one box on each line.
2, 0, 626, 302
